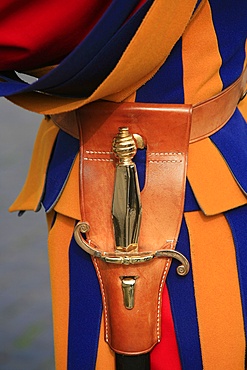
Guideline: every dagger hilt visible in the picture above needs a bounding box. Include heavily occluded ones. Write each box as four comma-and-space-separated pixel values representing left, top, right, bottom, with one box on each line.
112, 127, 142, 253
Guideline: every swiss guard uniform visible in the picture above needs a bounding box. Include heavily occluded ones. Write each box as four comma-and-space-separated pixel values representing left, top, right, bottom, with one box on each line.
1, 0, 247, 369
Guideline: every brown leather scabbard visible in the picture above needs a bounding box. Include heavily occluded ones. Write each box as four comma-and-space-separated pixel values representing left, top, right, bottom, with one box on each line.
71, 103, 192, 355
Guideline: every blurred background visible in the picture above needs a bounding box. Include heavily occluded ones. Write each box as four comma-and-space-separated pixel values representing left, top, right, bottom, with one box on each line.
0, 98, 54, 369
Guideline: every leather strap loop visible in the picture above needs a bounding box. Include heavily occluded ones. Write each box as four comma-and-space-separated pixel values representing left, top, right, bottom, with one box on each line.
52, 65, 247, 143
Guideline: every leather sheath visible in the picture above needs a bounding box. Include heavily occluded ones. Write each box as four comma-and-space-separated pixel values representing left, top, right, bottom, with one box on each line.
73, 104, 191, 354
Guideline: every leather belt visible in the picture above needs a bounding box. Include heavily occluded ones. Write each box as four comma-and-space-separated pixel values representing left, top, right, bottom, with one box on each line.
51, 65, 247, 142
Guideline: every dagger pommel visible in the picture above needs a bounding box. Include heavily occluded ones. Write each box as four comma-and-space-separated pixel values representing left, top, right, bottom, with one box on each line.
112, 127, 137, 166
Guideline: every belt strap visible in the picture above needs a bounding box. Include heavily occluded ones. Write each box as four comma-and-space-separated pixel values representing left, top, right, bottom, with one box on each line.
51, 65, 247, 143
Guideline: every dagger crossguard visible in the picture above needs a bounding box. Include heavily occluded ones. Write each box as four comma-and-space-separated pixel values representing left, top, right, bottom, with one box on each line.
73, 221, 190, 275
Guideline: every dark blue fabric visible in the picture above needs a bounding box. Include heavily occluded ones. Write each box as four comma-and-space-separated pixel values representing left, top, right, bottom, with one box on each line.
0, 0, 153, 97
136, 38, 184, 103
225, 205, 247, 337
167, 218, 203, 369
133, 148, 146, 191
42, 131, 79, 212
209, 0, 247, 88
44, 0, 153, 97
31, 0, 142, 92
68, 235, 102, 370
194, 0, 203, 11
184, 180, 200, 212
210, 109, 247, 194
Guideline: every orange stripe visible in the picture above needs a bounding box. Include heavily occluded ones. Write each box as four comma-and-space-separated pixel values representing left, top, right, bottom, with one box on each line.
182, 0, 222, 104
95, 314, 115, 370
238, 39, 247, 121
187, 138, 247, 215
185, 211, 245, 369
48, 213, 74, 370
9, 117, 59, 212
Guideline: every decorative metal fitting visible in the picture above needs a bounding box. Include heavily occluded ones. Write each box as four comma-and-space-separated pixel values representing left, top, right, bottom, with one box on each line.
120, 276, 139, 310
73, 221, 190, 276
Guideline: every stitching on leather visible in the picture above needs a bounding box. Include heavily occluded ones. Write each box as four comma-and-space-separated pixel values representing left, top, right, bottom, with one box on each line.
94, 260, 109, 341
149, 159, 183, 163
85, 150, 113, 155
149, 152, 183, 156
84, 157, 114, 162
157, 258, 170, 341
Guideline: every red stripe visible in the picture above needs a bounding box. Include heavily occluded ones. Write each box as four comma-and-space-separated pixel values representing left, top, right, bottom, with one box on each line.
150, 284, 181, 370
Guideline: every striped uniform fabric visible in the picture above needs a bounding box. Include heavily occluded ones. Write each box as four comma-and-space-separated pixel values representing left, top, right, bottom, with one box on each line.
2, 0, 247, 369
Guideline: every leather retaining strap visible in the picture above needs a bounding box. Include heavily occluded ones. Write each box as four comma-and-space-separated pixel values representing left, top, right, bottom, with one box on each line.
51, 65, 247, 143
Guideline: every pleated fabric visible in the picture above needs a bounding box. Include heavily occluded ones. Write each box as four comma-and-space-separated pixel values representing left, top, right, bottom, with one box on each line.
8, 0, 247, 369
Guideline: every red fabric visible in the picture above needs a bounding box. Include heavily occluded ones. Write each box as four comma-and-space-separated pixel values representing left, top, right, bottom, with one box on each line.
0, 0, 148, 72
0, 0, 111, 70
150, 284, 182, 370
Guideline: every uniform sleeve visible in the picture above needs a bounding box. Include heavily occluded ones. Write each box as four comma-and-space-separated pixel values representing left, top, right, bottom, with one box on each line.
0, 0, 111, 71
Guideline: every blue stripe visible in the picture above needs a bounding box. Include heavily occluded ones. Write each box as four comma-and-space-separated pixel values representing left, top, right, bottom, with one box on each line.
33, 0, 142, 93
42, 131, 79, 212
225, 205, 247, 338
45, 0, 153, 97
209, 0, 247, 88
136, 38, 184, 103
133, 148, 146, 191
0, 0, 153, 98
68, 235, 102, 370
210, 109, 247, 194
194, 0, 203, 11
184, 180, 200, 212
167, 218, 203, 369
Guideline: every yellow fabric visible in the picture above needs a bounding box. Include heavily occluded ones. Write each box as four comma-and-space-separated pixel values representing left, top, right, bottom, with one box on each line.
95, 315, 115, 370
182, 0, 223, 103
6, 0, 198, 114
9, 117, 59, 212
184, 211, 245, 369
187, 138, 247, 215
48, 213, 74, 370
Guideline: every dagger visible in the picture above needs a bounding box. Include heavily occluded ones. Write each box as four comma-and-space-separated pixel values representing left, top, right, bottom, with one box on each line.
112, 127, 150, 370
